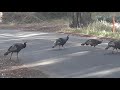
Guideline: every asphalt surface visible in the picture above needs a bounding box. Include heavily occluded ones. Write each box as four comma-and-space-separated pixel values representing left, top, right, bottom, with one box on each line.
1, 29, 120, 78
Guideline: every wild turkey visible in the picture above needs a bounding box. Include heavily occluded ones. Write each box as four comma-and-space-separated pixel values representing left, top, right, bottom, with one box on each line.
52, 35, 69, 49
105, 40, 120, 53
81, 39, 103, 47
4, 42, 27, 60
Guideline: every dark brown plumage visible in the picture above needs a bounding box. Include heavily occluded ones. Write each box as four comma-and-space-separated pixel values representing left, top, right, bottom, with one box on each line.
52, 35, 69, 49
105, 40, 120, 53
81, 39, 103, 47
4, 42, 27, 60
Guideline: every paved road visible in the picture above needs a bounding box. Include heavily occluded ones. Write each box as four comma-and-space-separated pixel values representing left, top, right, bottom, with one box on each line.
1, 29, 120, 78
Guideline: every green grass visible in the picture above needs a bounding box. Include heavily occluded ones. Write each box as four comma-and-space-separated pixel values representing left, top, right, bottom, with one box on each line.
60, 21, 120, 39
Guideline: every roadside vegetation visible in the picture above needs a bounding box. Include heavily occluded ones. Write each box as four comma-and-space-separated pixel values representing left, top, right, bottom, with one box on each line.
59, 21, 120, 40
1, 12, 120, 40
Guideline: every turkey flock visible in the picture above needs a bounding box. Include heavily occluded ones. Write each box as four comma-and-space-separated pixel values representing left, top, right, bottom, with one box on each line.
3, 34, 120, 61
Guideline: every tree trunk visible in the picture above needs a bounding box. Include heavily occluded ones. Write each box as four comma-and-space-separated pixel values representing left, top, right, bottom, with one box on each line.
112, 16, 116, 32
69, 12, 92, 28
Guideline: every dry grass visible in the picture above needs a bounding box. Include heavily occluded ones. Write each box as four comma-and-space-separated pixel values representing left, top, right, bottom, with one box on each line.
59, 21, 120, 40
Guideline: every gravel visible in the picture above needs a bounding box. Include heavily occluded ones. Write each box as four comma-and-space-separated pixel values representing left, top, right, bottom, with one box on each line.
0, 51, 48, 78
0, 68, 48, 78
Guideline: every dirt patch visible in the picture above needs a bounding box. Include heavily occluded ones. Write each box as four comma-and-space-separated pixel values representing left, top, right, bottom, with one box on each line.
0, 23, 68, 32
